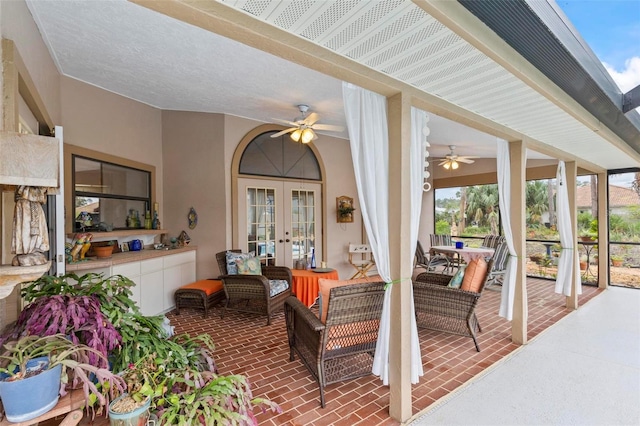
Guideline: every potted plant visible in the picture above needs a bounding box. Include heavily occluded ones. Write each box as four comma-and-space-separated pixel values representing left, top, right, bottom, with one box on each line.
611, 255, 624, 267
108, 357, 166, 426
154, 366, 280, 425
0, 290, 122, 363
0, 334, 125, 423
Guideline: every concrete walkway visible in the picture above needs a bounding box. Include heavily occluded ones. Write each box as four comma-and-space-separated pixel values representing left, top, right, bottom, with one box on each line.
409, 286, 640, 426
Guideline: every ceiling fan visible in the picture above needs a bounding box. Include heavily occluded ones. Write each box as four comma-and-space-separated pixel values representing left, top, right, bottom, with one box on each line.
271, 104, 344, 143
438, 145, 479, 170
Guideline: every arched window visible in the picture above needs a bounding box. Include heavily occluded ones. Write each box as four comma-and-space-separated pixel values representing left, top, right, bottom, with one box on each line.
239, 131, 321, 180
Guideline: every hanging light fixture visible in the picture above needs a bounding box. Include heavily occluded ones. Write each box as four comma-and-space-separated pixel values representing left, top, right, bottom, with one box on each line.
300, 128, 315, 144
290, 129, 302, 142
442, 159, 459, 170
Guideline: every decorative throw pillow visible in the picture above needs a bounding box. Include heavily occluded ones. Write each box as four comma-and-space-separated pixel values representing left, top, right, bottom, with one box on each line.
268, 279, 290, 297
236, 256, 262, 275
225, 251, 254, 275
447, 266, 466, 288
461, 258, 489, 293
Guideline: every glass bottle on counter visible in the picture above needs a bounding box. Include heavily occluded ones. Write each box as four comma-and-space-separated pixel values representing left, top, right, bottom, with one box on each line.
144, 210, 152, 229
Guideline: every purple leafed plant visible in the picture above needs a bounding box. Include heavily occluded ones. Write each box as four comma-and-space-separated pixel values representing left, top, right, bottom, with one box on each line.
0, 295, 121, 367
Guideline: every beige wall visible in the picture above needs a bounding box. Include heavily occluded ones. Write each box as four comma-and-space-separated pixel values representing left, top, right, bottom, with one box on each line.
0, 0, 61, 125
60, 76, 164, 221
162, 111, 226, 280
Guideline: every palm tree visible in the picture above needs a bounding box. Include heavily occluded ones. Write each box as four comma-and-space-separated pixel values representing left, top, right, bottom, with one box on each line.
526, 181, 548, 227
465, 184, 499, 228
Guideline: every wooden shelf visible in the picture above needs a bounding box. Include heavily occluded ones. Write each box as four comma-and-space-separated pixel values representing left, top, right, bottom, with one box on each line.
66, 229, 168, 239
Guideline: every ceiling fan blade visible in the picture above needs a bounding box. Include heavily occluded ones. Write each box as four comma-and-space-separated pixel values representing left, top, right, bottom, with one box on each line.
305, 112, 319, 125
272, 118, 298, 126
457, 158, 476, 164
438, 160, 449, 166
312, 124, 345, 132
270, 128, 298, 138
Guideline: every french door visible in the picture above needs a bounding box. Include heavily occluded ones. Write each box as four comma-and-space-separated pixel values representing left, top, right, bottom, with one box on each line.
238, 178, 322, 269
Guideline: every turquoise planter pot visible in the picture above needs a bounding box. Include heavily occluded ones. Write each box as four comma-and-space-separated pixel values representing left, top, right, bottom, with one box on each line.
0, 357, 62, 422
109, 394, 151, 426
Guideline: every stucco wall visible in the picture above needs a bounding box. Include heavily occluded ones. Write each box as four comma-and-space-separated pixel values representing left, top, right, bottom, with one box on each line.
162, 111, 226, 280
0, 0, 61, 125
60, 76, 164, 220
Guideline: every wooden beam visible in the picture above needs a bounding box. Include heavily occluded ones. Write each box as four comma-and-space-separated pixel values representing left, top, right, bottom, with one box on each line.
387, 92, 414, 422
509, 140, 527, 344
565, 161, 579, 309
597, 172, 609, 289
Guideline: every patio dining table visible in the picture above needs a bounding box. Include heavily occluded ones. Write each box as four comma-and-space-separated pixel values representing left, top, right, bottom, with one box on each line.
291, 269, 339, 307
431, 245, 495, 271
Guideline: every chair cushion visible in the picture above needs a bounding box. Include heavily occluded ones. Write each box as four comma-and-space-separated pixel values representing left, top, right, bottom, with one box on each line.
461, 258, 489, 292
447, 266, 466, 288
236, 256, 262, 275
179, 279, 223, 296
269, 279, 290, 297
318, 276, 379, 323
225, 251, 254, 275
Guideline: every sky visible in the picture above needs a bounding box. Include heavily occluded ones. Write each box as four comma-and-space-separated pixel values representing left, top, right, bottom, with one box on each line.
556, 0, 640, 92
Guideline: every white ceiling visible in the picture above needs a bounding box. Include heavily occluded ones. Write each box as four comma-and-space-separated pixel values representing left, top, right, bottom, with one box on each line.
26, 0, 635, 166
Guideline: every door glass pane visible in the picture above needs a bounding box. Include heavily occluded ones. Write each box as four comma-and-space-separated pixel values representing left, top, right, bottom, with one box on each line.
246, 186, 276, 265
291, 189, 316, 264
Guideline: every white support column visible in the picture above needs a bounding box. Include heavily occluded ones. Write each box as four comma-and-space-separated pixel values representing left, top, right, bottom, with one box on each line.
597, 172, 609, 289
565, 161, 579, 309
387, 92, 413, 422
509, 141, 527, 344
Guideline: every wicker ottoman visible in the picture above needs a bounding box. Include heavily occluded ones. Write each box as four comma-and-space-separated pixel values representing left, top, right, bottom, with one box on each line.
174, 279, 225, 318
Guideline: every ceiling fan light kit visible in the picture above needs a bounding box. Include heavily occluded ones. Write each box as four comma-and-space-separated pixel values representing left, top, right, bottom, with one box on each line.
438, 145, 478, 170
271, 104, 343, 143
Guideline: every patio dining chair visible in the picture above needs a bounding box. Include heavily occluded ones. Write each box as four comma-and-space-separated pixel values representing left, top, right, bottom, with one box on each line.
482, 234, 505, 249
415, 240, 450, 273
215, 250, 292, 325
486, 241, 510, 288
429, 234, 459, 272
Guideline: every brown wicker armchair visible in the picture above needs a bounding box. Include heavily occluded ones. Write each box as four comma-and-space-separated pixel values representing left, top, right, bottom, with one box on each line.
414, 258, 494, 352
215, 250, 292, 325
284, 281, 386, 407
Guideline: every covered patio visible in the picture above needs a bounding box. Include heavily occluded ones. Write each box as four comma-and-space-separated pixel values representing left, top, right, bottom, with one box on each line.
1, 0, 639, 424
76, 278, 600, 426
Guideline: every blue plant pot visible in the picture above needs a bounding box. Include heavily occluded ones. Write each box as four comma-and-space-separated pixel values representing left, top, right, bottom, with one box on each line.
109, 393, 151, 426
0, 357, 62, 422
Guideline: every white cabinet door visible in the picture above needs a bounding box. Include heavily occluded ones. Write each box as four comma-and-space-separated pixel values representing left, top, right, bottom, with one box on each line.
112, 262, 142, 311
140, 270, 164, 316
162, 266, 182, 312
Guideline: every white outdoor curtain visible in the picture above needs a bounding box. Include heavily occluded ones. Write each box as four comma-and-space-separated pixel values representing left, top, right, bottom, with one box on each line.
555, 161, 582, 296
342, 82, 423, 385
496, 139, 524, 320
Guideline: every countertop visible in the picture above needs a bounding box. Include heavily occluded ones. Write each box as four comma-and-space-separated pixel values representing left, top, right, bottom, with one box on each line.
65, 246, 196, 271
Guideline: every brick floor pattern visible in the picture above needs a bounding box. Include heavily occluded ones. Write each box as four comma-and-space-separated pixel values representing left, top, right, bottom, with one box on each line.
82, 278, 599, 426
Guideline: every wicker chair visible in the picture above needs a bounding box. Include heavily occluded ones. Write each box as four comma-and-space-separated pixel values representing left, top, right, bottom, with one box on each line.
414, 258, 494, 351
215, 250, 292, 325
284, 281, 386, 407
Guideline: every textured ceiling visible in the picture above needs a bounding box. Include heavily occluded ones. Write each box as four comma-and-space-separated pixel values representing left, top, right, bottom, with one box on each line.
25, 0, 637, 167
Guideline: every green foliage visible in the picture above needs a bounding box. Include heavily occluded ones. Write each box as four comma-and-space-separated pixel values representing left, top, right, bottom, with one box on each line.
0, 334, 126, 419
435, 220, 451, 235
578, 211, 594, 231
